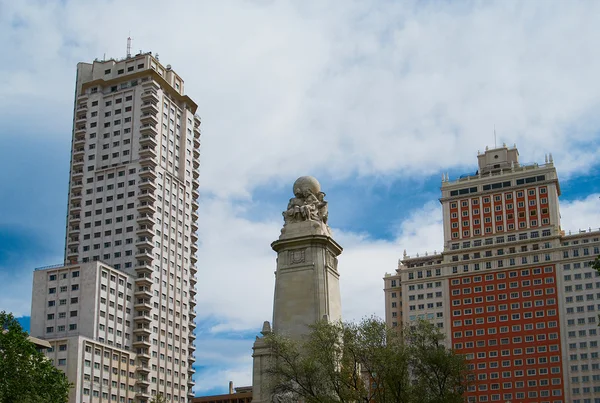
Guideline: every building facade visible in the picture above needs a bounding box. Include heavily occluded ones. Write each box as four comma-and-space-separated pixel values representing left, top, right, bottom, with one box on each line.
30, 52, 201, 403
384, 145, 600, 403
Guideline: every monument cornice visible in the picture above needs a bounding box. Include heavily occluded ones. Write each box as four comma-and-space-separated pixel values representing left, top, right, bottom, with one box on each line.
271, 234, 343, 255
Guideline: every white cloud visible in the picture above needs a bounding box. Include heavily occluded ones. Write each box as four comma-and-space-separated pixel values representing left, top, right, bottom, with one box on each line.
560, 193, 600, 233
2, 1, 600, 197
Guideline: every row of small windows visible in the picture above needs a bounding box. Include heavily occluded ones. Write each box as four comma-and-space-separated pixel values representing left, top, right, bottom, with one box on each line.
451, 267, 554, 283
451, 231, 552, 250
48, 271, 79, 281
48, 297, 78, 307
454, 317, 555, 328
450, 185, 547, 204
104, 64, 145, 75
451, 201, 548, 216
452, 221, 548, 238
46, 324, 77, 333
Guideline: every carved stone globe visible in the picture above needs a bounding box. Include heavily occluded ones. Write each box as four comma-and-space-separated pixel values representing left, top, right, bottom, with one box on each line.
293, 176, 321, 196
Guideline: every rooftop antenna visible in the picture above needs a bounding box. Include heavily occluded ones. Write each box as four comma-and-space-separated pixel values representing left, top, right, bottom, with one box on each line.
494, 124, 497, 148
127, 34, 132, 58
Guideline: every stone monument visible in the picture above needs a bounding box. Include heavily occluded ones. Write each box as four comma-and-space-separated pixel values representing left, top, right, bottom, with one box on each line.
251, 176, 343, 403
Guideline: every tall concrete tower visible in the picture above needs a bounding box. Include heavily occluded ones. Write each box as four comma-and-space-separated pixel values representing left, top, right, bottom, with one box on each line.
252, 176, 343, 402
29, 52, 200, 403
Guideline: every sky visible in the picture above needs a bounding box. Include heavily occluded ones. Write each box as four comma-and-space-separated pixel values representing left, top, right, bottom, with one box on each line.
1, 0, 600, 396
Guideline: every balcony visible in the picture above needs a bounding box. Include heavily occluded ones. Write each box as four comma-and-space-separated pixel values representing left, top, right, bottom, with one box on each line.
190, 243, 198, 253
72, 169, 84, 180
140, 102, 159, 115
193, 136, 200, 149
69, 225, 80, 234
76, 103, 88, 112
193, 159, 199, 169
133, 326, 151, 337
190, 255, 197, 265
135, 390, 151, 400
137, 212, 155, 224
138, 178, 156, 192
74, 136, 85, 148
193, 148, 200, 159
67, 237, 79, 248
136, 225, 154, 238
191, 232, 198, 242
136, 237, 153, 248
139, 156, 157, 169
190, 277, 198, 288
139, 134, 157, 148
135, 274, 153, 288
136, 248, 153, 262
69, 214, 80, 223
75, 114, 87, 124
66, 249, 78, 260
138, 166, 156, 181
73, 148, 85, 158
193, 126, 201, 139
137, 202, 155, 214
70, 203, 81, 212
189, 321, 196, 330
134, 286, 153, 299
192, 187, 199, 200
138, 190, 156, 203
133, 337, 152, 349
71, 181, 83, 191
142, 80, 160, 91
136, 348, 151, 360
135, 376, 150, 387
136, 363, 150, 374
71, 192, 82, 202
72, 159, 84, 169
134, 299, 153, 312
139, 123, 158, 136
189, 310, 197, 320
190, 266, 198, 276
74, 125, 86, 135
189, 287, 197, 298
77, 93, 88, 101
141, 89, 160, 104
139, 146, 156, 160
192, 199, 199, 211
191, 221, 198, 232
135, 262, 153, 275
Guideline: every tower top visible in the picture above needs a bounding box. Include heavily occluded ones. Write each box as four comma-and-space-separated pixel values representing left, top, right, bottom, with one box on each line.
477, 144, 520, 175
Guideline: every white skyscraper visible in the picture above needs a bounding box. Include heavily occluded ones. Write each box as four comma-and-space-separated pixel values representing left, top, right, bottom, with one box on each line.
30, 51, 200, 403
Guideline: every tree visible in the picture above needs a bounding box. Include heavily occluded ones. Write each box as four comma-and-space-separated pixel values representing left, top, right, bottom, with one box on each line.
150, 393, 167, 403
264, 317, 470, 403
0, 311, 71, 403
404, 321, 469, 403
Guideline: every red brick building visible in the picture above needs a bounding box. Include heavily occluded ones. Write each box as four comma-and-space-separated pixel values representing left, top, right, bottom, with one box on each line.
385, 145, 600, 403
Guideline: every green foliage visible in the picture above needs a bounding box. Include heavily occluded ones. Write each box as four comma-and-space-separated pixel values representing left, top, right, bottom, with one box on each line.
150, 393, 167, 403
0, 311, 72, 403
264, 317, 470, 403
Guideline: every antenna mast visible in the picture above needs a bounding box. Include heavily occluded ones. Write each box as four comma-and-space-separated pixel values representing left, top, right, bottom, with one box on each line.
127, 36, 132, 58
494, 124, 497, 148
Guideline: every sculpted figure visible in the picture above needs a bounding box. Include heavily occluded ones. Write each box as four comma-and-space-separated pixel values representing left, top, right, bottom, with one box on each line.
282, 176, 330, 228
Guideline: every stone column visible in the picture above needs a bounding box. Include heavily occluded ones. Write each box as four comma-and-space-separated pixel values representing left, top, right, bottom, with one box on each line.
271, 227, 342, 339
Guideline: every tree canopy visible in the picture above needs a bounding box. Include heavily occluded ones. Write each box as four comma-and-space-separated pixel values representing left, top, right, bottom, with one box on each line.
264, 317, 470, 403
0, 311, 71, 403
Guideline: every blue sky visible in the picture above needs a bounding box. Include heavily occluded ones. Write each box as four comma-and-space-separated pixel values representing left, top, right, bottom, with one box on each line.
2, 0, 600, 396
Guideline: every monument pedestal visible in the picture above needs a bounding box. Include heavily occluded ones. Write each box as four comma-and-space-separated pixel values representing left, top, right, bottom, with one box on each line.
271, 233, 342, 339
